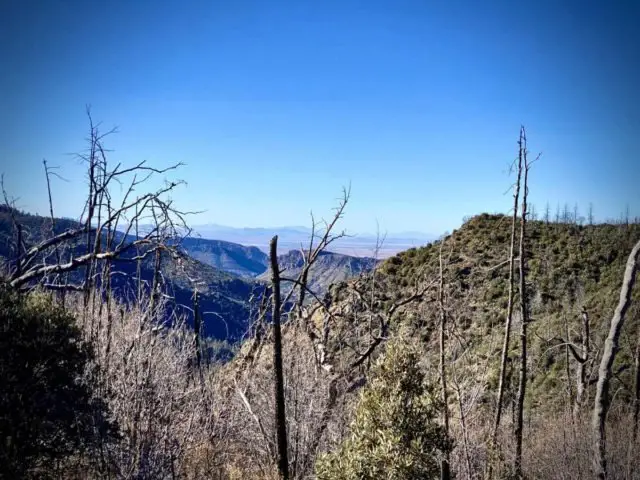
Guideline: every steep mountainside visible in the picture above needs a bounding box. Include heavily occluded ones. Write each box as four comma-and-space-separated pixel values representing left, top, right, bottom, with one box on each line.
180, 233, 377, 299
257, 249, 377, 298
179, 237, 269, 277
0, 206, 259, 340
312, 214, 640, 414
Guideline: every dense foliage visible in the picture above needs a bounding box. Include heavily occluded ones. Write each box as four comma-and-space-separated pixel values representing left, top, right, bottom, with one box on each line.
315, 341, 450, 480
377, 215, 640, 411
0, 287, 114, 478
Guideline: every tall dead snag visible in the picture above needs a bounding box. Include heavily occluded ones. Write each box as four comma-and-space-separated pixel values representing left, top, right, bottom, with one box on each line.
270, 235, 289, 479
8, 111, 188, 294
234, 190, 354, 477
491, 127, 524, 452
438, 240, 451, 480
563, 314, 574, 411
592, 239, 640, 480
1, 177, 26, 278
514, 126, 533, 478
575, 308, 590, 415
280, 187, 350, 369
43, 160, 66, 303
291, 186, 350, 314
193, 289, 205, 389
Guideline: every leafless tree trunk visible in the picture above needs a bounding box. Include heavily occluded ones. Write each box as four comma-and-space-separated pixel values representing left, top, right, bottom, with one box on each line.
544, 202, 551, 224
43, 159, 67, 306
492, 127, 523, 451
438, 240, 451, 480
592, 239, 640, 479
588, 203, 594, 225
625, 204, 630, 227
575, 308, 590, 415
453, 378, 473, 480
1, 178, 25, 278
270, 235, 289, 479
563, 203, 571, 224
514, 126, 532, 478
193, 289, 205, 389
564, 314, 574, 411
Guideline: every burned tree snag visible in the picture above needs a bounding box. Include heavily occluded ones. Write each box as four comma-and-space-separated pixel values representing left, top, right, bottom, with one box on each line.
270, 235, 289, 479
592, 239, 640, 479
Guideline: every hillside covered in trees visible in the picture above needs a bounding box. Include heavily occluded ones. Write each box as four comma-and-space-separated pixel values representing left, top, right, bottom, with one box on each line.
1, 122, 639, 480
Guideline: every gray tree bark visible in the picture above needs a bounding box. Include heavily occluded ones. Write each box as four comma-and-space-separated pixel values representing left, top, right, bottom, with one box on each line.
575, 308, 590, 415
492, 128, 523, 446
514, 127, 530, 478
592, 239, 640, 479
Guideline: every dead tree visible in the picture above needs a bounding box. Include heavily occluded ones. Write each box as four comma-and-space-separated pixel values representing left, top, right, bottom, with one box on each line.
291, 186, 350, 313
563, 314, 574, 411
563, 203, 571, 224
438, 240, 451, 480
233, 188, 432, 477
42, 160, 66, 303
270, 235, 289, 479
543, 202, 550, 224
575, 308, 591, 414
233, 190, 352, 477
514, 127, 533, 478
592, 239, 640, 479
1, 178, 25, 278
492, 127, 524, 451
6, 110, 189, 296
279, 187, 350, 369
543, 307, 592, 417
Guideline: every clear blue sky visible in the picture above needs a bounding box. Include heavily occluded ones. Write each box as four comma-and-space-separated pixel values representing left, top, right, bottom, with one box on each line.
1, 0, 638, 235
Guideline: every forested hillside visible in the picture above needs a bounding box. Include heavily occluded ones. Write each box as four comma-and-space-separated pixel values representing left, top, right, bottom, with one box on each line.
324, 214, 640, 408
2, 122, 639, 480
230, 213, 640, 479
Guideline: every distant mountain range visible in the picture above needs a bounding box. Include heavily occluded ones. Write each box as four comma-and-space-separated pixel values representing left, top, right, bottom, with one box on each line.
0, 207, 378, 341
256, 249, 377, 297
179, 236, 377, 289
188, 223, 435, 257
179, 237, 269, 277
0, 206, 259, 340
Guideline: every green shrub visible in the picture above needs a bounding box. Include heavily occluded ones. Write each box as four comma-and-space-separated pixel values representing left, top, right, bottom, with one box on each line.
0, 286, 115, 478
315, 341, 450, 480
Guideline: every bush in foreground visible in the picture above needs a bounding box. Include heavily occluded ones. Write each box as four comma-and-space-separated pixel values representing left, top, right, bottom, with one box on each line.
316, 340, 451, 480
0, 286, 114, 478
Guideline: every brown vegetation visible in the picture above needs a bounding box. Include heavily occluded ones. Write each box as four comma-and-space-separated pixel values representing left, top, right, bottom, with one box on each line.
1, 121, 639, 479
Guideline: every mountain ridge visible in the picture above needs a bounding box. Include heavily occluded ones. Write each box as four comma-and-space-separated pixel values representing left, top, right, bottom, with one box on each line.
309, 213, 640, 416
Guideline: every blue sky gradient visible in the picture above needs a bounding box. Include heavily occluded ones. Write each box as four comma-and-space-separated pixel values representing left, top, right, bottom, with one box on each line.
1, 0, 638, 235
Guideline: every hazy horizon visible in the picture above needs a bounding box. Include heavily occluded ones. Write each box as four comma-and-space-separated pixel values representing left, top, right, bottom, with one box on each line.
1, 0, 638, 235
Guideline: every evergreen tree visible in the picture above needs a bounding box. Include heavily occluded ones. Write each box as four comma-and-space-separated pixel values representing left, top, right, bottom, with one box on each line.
316, 341, 451, 480
0, 286, 114, 478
